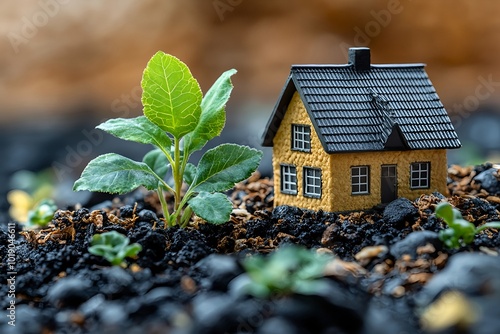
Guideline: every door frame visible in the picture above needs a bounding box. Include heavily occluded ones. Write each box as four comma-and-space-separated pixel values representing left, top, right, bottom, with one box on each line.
381, 164, 397, 203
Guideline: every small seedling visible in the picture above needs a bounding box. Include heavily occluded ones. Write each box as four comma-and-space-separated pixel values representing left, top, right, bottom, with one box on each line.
88, 231, 142, 266
434, 202, 500, 249
239, 246, 333, 298
8, 169, 57, 226
73, 51, 262, 227
27, 199, 58, 227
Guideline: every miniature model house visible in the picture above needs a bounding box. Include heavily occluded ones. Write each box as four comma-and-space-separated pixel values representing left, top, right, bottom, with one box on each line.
262, 47, 461, 212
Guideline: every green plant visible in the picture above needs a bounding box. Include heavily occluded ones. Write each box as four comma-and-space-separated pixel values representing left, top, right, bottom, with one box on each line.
27, 199, 57, 227
435, 202, 500, 249
88, 231, 142, 266
73, 51, 262, 227
239, 246, 333, 298
7, 169, 57, 225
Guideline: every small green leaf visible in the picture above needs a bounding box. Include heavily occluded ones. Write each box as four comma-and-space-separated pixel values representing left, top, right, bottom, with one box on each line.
97, 116, 171, 149
192, 144, 262, 193
123, 243, 143, 258
143, 149, 170, 179
435, 202, 455, 225
183, 163, 197, 185
73, 153, 160, 194
188, 191, 232, 224
89, 231, 142, 266
184, 69, 237, 154
27, 199, 57, 227
141, 51, 202, 139
476, 222, 500, 233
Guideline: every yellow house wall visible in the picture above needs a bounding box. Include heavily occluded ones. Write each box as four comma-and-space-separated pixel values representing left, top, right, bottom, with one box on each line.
330, 149, 448, 212
272, 92, 449, 212
272, 92, 333, 211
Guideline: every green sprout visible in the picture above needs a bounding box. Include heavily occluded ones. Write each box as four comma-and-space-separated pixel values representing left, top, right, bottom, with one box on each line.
27, 199, 58, 227
239, 246, 333, 298
88, 231, 142, 266
434, 202, 500, 249
73, 51, 262, 228
7, 169, 57, 226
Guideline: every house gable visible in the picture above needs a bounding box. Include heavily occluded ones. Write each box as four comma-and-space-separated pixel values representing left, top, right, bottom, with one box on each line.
384, 124, 409, 150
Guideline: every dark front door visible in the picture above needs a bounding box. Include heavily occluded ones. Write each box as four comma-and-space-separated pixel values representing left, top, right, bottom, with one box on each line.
381, 165, 397, 203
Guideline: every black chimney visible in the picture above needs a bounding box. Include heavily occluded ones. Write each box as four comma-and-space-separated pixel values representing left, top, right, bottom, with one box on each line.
348, 47, 371, 72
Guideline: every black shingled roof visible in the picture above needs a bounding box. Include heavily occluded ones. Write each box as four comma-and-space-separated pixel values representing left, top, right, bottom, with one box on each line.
262, 49, 461, 153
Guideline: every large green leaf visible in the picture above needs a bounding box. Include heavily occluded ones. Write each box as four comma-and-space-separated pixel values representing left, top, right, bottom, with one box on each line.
183, 69, 237, 154
141, 51, 202, 139
142, 149, 170, 179
97, 116, 171, 149
73, 153, 159, 193
183, 163, 197, 185
188, 191, 232, 224
192, 144, 262, 193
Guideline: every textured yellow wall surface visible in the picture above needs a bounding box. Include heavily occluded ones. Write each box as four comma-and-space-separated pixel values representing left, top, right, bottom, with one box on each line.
272, 93, 449, 212
272, 92, 333, 211
330, 149, 448, 212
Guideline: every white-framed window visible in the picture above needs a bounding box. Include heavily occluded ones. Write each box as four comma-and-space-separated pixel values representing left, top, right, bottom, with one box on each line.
280, 164, 297, 195
351, 166, 370, 195
303, 167, 322, 198
292, 124, 311, 152
410, 162, 430, 189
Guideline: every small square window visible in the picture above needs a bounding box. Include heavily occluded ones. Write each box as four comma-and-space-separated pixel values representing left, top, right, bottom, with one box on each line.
303, 167, 321, 198
351, 166, 370, 195
291, 124, 311, 152
280, 164, 297, 195
410, 162, 430, 189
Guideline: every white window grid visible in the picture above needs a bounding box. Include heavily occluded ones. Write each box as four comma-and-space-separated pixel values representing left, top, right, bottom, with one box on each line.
410, 162, 430, 189
292, 124, 311, 152
303, 167, 321, 198
280, 164, 297, 195
351, 166, 369, 195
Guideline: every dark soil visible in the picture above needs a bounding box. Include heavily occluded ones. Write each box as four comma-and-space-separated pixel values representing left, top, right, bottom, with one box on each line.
1, 165, 500, 334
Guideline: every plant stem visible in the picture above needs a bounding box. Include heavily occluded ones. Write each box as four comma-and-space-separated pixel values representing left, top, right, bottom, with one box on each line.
173, 137, 182, 226
180, 206, 193, 228
157, 186, 170, 228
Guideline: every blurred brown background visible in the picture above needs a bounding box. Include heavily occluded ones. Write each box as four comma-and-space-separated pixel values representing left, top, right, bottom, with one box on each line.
1, 0, 500, 208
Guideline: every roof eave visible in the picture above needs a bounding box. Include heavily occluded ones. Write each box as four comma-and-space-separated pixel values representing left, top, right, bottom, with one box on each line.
324, 145, 460, 154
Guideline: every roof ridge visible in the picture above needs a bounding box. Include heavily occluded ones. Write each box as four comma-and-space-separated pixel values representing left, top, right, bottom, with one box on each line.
291, 63, 425, 69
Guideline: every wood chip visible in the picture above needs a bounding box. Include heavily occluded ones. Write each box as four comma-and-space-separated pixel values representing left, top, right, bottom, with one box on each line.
181, 276, 197, 294
391, 285, 405, 298
407, 272, 432, 284
354, 245, 388, 263
324, 258, 367, 279
416, 243, 436, 255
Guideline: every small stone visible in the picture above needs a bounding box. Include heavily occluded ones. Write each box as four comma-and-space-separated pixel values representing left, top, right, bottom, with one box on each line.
100, 267, 133, 295
390, 231, 440, 259
138, 209, 158, 223
473, 168, 500, 195
47, 277, 94, 308
383, 198, 419, 227
194, 254, 242, 291
416, 253, 500, 307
